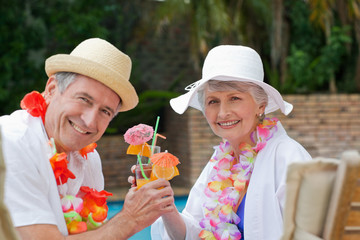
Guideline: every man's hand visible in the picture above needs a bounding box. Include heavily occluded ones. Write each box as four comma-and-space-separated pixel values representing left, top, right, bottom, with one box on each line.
16, 179, 175, 240
114, 178, 176, 236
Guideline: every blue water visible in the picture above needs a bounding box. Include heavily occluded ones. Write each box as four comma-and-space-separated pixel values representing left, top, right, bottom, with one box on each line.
108, 195, 188, 240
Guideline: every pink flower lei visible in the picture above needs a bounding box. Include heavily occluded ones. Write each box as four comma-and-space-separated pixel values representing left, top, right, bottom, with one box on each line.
21, 91, 112, 234
199, 118, 278, 240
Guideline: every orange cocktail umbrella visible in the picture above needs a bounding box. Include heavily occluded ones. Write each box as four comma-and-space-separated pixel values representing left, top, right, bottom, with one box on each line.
150, 151, 180, 167
150, 151, 180, 181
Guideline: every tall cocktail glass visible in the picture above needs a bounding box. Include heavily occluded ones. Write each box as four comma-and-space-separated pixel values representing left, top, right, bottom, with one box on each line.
135, 146, 160, 189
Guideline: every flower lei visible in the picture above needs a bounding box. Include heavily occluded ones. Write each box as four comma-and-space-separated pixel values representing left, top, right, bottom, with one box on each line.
21, 91, 113, 234
199, 118, 278, 240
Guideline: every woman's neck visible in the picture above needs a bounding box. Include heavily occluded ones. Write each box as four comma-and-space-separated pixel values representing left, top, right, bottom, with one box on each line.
230, 128, 258, 159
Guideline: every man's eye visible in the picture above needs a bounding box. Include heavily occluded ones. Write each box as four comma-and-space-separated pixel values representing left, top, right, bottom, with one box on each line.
208, 100, 217, 105
102, 109, 111, 117
80, 97, 89, 103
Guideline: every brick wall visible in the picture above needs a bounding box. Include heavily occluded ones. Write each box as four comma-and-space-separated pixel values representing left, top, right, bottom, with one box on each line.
98, 94, 360, 189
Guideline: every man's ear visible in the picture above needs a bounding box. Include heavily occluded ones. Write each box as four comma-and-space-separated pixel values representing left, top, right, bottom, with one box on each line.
44, 75, 57, 104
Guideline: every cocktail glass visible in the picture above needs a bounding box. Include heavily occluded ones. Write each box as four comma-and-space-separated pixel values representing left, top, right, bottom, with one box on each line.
135, 146, 160, 189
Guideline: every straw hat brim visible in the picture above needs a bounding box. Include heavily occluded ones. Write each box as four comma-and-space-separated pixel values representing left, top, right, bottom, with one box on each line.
45, 54, 138, 112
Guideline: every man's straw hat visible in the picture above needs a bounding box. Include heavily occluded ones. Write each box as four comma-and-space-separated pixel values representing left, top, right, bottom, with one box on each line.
45, 38, 138, 112
170, 45, 293, 115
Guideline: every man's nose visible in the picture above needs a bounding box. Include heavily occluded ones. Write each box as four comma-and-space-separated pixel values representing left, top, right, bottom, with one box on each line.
82, 108, 97, 129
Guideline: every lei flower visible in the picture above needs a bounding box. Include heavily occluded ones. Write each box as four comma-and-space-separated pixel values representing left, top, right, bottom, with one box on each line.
49, 152, 76, 185
199, 118, 278, 240
21, 91, 112, 234
20, 91, 47, 123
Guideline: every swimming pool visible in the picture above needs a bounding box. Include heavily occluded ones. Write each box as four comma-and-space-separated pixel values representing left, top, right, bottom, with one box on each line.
108, 195, 188, 240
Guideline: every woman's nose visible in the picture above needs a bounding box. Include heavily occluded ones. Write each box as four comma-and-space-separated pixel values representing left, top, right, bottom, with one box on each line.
218, 102, 231, 118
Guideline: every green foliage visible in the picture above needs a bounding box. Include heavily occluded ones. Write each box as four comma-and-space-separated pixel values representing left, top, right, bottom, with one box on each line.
1, 0, 359, 131
0, 0, 46, 114
285, 0, 324, 54
107, 90, 179, 134
286, 25, 352, 93
0, 0, 171, 134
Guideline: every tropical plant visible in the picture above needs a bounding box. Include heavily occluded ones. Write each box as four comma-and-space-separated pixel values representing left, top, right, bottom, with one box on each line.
149, 0, 232, 71
286, 26, 351, 93
0, 0, 171, 133
149, 0, 359, 94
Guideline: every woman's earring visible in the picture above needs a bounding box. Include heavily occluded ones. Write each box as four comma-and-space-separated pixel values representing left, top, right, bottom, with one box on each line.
258, 113, 265, 123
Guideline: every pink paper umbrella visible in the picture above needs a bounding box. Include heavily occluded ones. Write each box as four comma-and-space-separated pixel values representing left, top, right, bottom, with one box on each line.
124, 124, 154, 146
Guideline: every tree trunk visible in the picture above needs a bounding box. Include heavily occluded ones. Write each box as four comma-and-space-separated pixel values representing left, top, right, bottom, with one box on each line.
354, 21, 360, 91
271, 0, 283, 75
280, 15, 290, 85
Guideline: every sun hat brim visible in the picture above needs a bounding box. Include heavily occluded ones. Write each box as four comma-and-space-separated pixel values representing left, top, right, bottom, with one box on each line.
170, 45, 292, 116
45, 54, 138, 112
170, 75, 293, 115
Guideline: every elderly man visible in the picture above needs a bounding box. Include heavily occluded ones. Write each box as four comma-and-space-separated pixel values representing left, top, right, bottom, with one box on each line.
1, 38, 175, 239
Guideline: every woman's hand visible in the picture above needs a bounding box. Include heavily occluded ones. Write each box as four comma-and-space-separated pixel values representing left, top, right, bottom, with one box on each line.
128, 165, 136, 187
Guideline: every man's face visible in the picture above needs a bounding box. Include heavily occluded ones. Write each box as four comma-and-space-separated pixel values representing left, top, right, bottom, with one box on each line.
44, 75, 120, 153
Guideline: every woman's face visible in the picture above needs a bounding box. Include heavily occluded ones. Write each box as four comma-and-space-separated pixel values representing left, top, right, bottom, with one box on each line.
204, 87, 264, 147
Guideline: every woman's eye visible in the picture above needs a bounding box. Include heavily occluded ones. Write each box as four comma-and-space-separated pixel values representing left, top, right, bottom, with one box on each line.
208, 99, 217, 105
231, 96, 241, 101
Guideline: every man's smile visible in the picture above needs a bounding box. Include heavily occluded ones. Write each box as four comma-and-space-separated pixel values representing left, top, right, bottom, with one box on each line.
70, 121, 88, 134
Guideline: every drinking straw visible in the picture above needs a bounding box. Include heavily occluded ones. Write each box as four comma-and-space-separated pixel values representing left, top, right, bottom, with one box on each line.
137, 154, 149, 180
149, 116, 160, 163
153, 133, 166, 149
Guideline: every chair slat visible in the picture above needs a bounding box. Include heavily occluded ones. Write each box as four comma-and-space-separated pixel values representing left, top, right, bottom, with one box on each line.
351, 180, 360, 201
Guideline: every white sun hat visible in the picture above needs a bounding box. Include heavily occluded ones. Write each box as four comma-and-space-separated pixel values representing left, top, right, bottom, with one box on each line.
170, 45, 293, 115
45, 38, 138, 112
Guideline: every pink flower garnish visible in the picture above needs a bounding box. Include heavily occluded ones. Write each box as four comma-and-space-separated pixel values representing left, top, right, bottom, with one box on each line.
124, 124, 154, 145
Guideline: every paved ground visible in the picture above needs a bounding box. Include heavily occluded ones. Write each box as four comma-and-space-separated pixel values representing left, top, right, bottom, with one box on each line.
107, 186, 191, 202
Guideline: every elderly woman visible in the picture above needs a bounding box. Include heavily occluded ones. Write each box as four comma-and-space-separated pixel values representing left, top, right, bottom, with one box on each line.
151, 45, 312, 240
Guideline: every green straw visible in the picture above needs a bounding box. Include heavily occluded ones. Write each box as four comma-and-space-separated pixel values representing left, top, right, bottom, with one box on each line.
149, 116, 160, 163
137, 154, 149, 180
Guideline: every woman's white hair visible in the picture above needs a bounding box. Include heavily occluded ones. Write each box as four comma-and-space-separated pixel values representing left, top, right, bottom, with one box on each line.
197, 80, 268, 112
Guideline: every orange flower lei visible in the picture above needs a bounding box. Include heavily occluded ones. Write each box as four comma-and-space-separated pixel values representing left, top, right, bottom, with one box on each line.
21, 91, 112, 234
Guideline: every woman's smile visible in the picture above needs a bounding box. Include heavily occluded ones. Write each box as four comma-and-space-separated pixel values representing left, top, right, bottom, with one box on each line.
217, 120, 240, 128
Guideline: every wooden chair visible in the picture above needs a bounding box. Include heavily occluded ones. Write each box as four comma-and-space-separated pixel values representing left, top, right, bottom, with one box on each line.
281, 150, 360, 240
341, 151, 360, 240
0, 130, 20, 240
